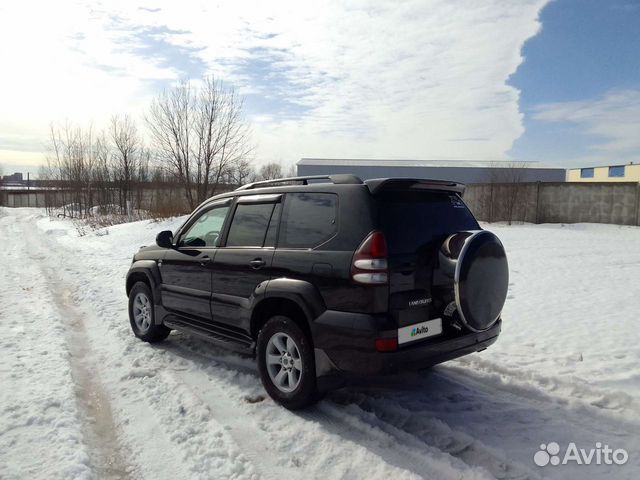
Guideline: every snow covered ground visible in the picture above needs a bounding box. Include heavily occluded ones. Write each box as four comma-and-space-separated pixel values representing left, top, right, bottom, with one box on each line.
1, 207, 639, 479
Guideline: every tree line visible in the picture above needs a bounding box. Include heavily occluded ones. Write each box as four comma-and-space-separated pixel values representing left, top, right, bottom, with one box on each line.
41, 76, 294, 218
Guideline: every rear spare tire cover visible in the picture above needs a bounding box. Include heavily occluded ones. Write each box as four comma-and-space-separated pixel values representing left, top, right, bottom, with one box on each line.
454, 231, 509, 332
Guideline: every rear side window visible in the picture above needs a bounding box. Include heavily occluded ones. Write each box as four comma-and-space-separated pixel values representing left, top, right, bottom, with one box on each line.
280, 193, 338, 248
226, 203, 275, 247
377, 191, 479, 254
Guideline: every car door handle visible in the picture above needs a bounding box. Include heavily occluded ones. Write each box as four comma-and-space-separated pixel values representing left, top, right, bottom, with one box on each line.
249, 258, 266, 269
200, 255, 212, 266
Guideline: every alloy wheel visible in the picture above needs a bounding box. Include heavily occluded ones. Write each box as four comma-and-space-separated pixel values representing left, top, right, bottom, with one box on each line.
265, 332, 303, 393
133, 292, 152, 333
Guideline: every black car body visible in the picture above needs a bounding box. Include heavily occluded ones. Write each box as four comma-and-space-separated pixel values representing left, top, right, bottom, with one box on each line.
126, 175, 509, 408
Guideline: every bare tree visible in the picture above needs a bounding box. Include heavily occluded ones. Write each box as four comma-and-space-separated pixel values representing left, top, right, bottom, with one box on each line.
92, 131, 112, 209
134, 147, 153, 210
110, 114, 140, 214
46, 121, 99, 217
147, 81, 193, 206
146, 77, 253, 209
255, 161, 297, 181
489, 161, 529, 225
284, 162, 297, 178
258, 162, 284, 180
194, 77, 253, 199
229, 157, 256, 186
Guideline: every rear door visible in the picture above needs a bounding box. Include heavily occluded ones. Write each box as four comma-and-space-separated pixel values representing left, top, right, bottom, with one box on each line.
211, 194, 282, 331
375, 190, 479, 330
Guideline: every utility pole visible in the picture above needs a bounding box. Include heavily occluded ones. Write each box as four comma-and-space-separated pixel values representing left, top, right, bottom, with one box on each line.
27, 172, 30, 207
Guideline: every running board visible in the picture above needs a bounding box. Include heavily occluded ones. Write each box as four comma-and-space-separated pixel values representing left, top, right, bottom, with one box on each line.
164, 316, 255, 355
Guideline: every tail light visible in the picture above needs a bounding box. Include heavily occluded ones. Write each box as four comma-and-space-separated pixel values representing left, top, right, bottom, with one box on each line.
351, 231, 388, 285
375, 338, 398, 352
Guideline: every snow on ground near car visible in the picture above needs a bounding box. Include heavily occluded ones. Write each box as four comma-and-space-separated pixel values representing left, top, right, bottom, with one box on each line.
1, 206, 639, 479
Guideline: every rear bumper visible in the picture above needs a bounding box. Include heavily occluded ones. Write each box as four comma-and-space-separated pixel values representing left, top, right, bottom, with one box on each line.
312, 310, 501, 383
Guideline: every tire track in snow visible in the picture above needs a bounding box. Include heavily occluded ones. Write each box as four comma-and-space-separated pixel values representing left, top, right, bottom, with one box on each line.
326, 393, 538, 480
24, 219, 131, 479
167, 365, 305, 480
165, 334, 609, 480
334, 367, 640, 479
305, 402, 496, 480
451, 356, 640, 424
55, 286, 131, 479
144, 332, 640, 480
161, 341, 432, 479
433, 367, 640, 438
164, 337, 526, 479
36, 215, 275, 479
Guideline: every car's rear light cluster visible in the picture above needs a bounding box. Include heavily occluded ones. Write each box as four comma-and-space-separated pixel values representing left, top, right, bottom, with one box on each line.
375, 338, 398, 352
351, 231, 389, 285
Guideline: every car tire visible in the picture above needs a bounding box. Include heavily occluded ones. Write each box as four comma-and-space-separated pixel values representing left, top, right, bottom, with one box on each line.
128, 281, 171, 343
257, 315, 319, 410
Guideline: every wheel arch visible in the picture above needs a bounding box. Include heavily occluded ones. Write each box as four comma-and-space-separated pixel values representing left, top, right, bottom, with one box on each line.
250, 297, 311, 342
250, 278, 327, 342
126, 261, 162, 304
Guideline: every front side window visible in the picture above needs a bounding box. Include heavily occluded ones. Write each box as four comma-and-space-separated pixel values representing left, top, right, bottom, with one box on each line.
609, 165, 625, 177
179, 204, 230, 247
580, 168, 594, 178
279, 193, 338, 248
226, 203, 276, 247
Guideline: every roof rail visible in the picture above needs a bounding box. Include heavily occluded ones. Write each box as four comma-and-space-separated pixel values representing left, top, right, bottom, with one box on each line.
235, 174, 363, 191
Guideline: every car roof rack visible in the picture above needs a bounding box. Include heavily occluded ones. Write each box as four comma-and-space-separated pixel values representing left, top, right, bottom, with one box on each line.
235, 174, 363, 191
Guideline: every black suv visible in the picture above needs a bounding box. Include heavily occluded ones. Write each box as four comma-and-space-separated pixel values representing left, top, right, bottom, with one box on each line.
126, 175, 508, 409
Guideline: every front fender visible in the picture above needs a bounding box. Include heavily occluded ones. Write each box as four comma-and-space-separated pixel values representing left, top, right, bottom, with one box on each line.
126, 260, 162, 305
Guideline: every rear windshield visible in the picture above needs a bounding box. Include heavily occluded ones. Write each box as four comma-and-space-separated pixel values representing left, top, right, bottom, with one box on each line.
376, 191, 479, 254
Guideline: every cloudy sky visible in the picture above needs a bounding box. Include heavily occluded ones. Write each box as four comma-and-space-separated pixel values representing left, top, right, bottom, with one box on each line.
0, 0, 638, 176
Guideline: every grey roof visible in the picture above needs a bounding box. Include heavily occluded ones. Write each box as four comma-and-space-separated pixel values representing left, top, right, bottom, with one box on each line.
298, 158, 564, 169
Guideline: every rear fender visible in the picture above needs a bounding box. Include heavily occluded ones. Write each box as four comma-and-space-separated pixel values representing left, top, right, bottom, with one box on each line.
265, 278, 326, 327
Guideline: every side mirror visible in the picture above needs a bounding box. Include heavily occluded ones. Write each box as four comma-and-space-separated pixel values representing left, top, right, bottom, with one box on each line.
156, 230, 174, 248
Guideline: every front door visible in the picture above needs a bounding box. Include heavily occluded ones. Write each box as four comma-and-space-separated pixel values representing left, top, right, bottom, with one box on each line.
211, 195, 281, 331
160, 201, 231, 321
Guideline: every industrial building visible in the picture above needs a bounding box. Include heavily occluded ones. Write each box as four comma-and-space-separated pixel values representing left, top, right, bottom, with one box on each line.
1, 172, 24, 184
567, 162, 640, 183
296, 159, 566, 184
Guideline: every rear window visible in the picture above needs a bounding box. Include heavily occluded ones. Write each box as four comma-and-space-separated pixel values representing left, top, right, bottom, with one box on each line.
280, 193, 338, 248
377, 191, 479, 254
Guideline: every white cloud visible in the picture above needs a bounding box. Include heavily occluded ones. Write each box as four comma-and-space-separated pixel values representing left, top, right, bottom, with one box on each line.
533, 89, 640, 164
0, 0, 548, 169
